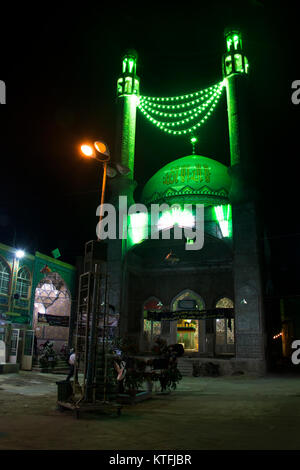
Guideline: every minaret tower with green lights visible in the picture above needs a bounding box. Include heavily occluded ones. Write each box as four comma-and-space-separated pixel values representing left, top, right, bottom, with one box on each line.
107, 50, 140, 335
223, 29, 266, 373
115, 49, 140, 182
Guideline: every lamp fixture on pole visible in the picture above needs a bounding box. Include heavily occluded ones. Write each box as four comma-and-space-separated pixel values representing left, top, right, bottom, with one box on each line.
80, 140, 131, 240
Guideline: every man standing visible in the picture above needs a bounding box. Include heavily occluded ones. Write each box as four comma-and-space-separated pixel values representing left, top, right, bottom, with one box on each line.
66, 349, 75, 382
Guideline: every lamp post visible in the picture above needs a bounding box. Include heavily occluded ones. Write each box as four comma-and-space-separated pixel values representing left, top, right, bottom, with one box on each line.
80, 140, 115, 401
80, 141, 111, 240
79, 139, 132, 401
80, 140, 131, 240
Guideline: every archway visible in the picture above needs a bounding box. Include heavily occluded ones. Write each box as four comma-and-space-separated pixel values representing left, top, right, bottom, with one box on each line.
141, 297, 164, 351
33, 272, 71, 353
171, 290, 205, 353
215, 297, 235, 355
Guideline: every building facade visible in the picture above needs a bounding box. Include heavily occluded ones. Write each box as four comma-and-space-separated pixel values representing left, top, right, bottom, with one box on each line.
0, 242, 76, 367
103, 29, 267, 375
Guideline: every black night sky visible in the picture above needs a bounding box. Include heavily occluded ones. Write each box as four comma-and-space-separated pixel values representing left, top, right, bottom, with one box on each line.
0, 2, 299, 295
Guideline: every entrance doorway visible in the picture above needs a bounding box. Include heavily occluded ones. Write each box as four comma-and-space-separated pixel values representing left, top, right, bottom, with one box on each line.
215, 297, 235, 355
142, 297, 163, 351
171, 290, 205, 353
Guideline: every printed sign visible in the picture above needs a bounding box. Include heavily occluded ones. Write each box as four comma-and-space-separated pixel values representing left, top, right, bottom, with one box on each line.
146, 308, 234, 321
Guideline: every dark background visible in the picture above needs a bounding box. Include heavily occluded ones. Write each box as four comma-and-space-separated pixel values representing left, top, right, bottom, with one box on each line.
0, 1, 299, 295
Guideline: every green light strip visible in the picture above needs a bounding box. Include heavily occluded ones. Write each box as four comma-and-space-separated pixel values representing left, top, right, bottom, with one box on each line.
138, 96, 221, 133
139, 88, 217, 110
137, 83, 224, 136
139, 90, 221, 119
139, 98, 215, 127
140, 81, 223, 103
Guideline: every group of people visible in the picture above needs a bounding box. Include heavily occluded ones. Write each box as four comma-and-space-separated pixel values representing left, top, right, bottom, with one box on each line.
64, 339, 184, 389
112, 339, 184, 393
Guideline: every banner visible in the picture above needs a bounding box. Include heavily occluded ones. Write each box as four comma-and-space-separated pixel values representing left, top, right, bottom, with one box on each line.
146, 308, 234, 321
38, 313, 70, 327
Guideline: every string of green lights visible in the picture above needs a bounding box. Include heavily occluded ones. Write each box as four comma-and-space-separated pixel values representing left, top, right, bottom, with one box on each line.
140, 82, 223, 103
137, 80, 225, 136
140, 94, 215, 118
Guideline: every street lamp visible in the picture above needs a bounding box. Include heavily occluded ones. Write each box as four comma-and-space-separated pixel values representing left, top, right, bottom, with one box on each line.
79, 140, 132, 401
15, 250, 25, 259
80, 141, 131, 240
80, 141, 111, 240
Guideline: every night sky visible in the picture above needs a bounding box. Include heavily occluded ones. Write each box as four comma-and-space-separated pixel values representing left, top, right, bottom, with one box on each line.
0, 2, 299, 294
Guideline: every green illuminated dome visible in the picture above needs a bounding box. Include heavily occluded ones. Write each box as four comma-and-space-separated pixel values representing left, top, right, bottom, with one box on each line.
141, 155, 231, 206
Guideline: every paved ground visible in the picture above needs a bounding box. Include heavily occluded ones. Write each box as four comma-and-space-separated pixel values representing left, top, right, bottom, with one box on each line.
0, 370, 300, 450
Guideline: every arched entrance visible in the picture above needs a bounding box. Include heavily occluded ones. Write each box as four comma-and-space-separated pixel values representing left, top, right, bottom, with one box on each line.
141, 297, 163, 351
33, 272, 71, 353
215, 297, 235, 355
171, 290, 205, 353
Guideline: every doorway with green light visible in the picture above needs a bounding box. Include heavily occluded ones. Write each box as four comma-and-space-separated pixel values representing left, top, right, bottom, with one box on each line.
171, 290, 205, 353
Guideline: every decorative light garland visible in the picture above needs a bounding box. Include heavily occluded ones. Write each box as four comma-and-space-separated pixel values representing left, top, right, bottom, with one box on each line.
140, 82, 222, 103
140, 96, 214, 118
137, 80, 225, 136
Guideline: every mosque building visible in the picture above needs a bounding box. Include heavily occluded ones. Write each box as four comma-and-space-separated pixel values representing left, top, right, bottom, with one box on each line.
93, 29, 267, 375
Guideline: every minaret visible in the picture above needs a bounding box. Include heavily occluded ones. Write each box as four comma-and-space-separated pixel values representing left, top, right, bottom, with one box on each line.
107, 50, 140, 336
223, 29, 251, 202
223, 30, 249, 166
115, 49, 139, 180
223, 29, 266, 374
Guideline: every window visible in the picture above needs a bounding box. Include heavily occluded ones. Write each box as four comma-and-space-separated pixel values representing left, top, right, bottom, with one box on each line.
0, 259, 10, 295
16, 266, 31, 298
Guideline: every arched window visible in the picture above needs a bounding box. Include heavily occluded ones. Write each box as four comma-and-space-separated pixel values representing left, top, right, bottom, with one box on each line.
172, 289, 205, 311
215, 297, 235, 351
16, 266, 31, 298
0, 258, 11, 295
216, 297, 234, 309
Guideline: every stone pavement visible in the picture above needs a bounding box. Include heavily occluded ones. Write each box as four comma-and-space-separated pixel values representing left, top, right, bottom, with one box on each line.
0, 371, 300, 450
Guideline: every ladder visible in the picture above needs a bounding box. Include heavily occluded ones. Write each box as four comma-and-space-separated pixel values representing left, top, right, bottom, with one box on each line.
58, 240, 122, 416
73, 260, 108, 402
73, 271, 94, 401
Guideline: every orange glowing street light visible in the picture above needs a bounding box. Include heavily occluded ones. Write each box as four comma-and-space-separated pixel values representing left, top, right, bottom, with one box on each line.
80, 144, 96, 158
80, 140, 131, 240
94, 141, 110, 158
80, 140, 111, 240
